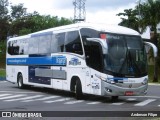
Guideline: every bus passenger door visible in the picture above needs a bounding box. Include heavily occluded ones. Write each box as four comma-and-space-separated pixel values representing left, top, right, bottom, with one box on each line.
85, 41, 104, 95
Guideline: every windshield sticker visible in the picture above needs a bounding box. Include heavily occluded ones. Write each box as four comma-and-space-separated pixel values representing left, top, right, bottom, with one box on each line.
69, 57, 81, 66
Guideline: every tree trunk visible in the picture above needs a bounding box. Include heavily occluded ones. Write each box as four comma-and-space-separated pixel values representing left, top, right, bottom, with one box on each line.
153, 57, 158, 82
152, 30, 158, 82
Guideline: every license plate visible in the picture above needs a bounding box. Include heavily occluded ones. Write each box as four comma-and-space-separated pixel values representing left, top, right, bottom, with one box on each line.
125, 91, 133, 96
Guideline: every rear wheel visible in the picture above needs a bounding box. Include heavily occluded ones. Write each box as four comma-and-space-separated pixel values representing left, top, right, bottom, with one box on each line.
17, 73, 25, 89
75, 79, 83, 100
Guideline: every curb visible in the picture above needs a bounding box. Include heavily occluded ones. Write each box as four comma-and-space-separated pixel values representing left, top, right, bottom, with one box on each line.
148, 83, 160, 86
0, 77, 6, 81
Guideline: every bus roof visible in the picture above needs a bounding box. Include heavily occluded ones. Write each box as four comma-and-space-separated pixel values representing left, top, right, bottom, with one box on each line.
8, 22, 140, 41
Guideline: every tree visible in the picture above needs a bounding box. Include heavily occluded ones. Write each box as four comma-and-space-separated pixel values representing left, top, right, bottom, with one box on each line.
30, 15, 73, 33
117, 9, 139, 32
10, 3, 27, 20
58, 17, 73, 26
9, 4, 73, 36
9, 4, 38, 36
117, 0, 160, 82
139, 0, 160, 82
0, 0, 10, 41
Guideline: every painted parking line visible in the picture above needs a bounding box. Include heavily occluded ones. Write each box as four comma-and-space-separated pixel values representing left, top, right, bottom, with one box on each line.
111, 102, 125, 105
127, 98, 137, 101
87, 102, 101, 105
124, 96, 160, 99
0, 94, 26, 100
4, 95, 44, 102
22, 96, 60, 102
64, 100, 84, 104
44, 98, 70, 103
0, 91, 42, 94
0, 94, 12, 97
134, 99, 156, 106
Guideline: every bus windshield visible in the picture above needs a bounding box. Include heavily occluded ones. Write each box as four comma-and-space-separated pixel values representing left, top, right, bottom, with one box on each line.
103, 33, 147, 77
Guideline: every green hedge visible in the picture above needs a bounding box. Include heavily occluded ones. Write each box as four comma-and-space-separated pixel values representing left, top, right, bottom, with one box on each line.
0, 41, 6, 69
0, 53, 6, 68
148, 65, 160, 83
0, 69, 5, 77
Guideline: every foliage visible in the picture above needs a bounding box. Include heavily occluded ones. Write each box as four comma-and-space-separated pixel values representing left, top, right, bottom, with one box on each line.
0, 1, 73, 68
148, 65, 160, 83
0, 69, 6, 77
0, 41, 6, 53
0, 1, 73, 40
117, 0, 160, 82
0, 0, 10, 40
117, 9, 141, 33
0, 41, 6, 68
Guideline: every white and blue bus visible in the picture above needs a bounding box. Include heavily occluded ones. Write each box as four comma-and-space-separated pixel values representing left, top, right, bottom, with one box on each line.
6, 23, 157, 100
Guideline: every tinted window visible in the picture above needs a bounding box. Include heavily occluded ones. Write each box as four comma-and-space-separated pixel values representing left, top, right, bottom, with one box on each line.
8, 41, 19, 55
126, 36, 143, 49
51, 34, 58, 53
80, 28, 99, 41
7, 39, 28, 55
65, 31, 83, 55
80, 28, 99, 56
38, 35, 51, 54
54, 33, 65, 52
28, 37, 39, 54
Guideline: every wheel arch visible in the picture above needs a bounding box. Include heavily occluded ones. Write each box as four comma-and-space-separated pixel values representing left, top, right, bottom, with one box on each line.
70, 76, 82, 92
17, 72, 22, 83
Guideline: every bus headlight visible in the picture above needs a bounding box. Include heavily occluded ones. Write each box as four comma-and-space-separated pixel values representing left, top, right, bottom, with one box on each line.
95, 74, 106, 81
142, 78, 148, 85
95, 74, 115, 84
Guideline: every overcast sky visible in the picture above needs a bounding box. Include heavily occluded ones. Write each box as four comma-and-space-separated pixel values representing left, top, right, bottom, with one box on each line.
9, 0, 137, 24
9, 0, 150, 38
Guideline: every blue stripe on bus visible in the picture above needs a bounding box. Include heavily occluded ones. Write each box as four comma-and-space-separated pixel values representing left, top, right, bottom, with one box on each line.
108, 77, 128, 80
7, 56, 66, 66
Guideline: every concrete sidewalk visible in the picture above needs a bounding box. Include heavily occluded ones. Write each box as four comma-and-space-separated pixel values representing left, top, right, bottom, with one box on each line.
149, 83, 160, 86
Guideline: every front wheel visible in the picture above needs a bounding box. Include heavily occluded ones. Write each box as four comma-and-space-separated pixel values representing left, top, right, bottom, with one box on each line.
17, 73, 25, 89
111, 96, 119, 101
75, 79, 83, 100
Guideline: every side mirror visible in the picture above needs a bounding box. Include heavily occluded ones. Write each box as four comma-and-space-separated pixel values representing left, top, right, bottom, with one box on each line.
86, 38, 108, 54
144, 42, 158, 57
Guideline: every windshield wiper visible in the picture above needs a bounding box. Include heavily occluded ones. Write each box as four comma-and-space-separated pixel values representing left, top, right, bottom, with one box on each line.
118, 49, 128, 74
128, 50, 141, 75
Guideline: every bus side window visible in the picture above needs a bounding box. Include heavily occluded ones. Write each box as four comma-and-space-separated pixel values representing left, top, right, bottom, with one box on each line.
7, 41, 20, 55
28, 37, 39, 54
65, 31, 83, 55
54, 33, 65, 52
38, 35, 51, 54
8, 41, 13, 55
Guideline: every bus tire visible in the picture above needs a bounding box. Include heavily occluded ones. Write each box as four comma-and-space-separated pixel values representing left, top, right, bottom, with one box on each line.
75, 79, 83, 100
111, 96, 119, 101
17, 73, 25, 89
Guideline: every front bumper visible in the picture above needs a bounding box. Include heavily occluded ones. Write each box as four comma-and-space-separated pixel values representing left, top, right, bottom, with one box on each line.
101, 81, 148, 96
